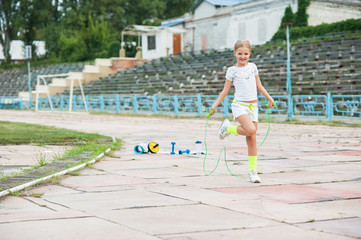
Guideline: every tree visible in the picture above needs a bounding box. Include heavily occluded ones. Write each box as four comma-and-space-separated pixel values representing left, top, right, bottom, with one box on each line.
35, 0, 62, 58
295, 0, 311, 27
122, 0, 165, 25
59, 15, 114, 61
163, 0, 195, 19
0, 0, 20, 63
281, 5, 295, 24
1, 0, 197, 65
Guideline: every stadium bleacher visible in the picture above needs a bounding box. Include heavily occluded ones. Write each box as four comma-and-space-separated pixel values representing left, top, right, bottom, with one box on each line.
0, 63, 85, 97
1, 31, 360, 98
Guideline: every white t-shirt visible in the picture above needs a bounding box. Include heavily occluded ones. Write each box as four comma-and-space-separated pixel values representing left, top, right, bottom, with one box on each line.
225, 63, 259, 102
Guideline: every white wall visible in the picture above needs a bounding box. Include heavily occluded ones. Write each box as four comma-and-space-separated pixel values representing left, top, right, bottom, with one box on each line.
229, 0, 297, 46
142, 32, 163, 60
193, 1, 217, 20
187, 1, 233, 52
308, 1, 361, 26
141, 29, 185, 59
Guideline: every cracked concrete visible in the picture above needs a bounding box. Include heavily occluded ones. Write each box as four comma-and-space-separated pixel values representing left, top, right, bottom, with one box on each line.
0, 109, 360, 240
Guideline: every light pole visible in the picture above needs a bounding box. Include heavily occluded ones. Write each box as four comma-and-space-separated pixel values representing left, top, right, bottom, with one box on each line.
25, 45, 32, 109
282, 22, 294, 120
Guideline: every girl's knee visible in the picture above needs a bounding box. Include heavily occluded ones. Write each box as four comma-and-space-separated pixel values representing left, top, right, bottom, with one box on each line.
245, 126, 257, 136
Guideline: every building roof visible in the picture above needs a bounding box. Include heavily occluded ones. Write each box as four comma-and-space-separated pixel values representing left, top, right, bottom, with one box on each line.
190, 0, 252, 11
128, 25, 186, 34
161, 19, 186, 27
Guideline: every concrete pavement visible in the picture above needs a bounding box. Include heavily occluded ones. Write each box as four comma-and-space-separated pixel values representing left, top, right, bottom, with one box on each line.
0, 110, 360, 239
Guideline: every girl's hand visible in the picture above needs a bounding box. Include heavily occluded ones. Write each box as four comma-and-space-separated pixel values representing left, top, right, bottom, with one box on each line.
209, 107, 217, 116
267, 99, 275, 108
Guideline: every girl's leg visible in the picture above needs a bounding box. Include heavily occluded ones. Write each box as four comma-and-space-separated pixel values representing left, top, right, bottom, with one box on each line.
235, 114, 257, 136
235, 114, 258, 155
235, 115, 260, 183
245, 123, 258, 155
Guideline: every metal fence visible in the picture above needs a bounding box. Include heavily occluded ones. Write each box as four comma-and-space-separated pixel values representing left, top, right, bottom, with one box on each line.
1, 94, 360, 121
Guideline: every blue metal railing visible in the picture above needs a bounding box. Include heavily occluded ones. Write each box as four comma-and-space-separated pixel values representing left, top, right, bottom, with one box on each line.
1, 94, 360, 121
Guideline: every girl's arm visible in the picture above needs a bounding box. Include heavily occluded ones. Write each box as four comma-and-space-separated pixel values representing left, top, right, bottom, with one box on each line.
209, 80, 232, 116
256, 75, 274, 107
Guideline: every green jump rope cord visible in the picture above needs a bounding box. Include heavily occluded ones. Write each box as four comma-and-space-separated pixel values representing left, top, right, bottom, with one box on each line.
202, 102, 274, 179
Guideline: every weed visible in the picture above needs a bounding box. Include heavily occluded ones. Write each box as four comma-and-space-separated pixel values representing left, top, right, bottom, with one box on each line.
30, 192, 44, 198
8, 191, 21, 197
49, 175, 64, 185
34, 152, 48, 167
67, 171, 80, 176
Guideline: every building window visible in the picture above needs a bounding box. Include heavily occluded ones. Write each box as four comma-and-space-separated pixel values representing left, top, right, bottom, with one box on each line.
148, 35, 156, 50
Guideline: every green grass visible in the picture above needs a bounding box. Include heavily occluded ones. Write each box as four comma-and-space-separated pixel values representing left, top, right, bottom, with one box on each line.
0, 121, 110, 145
0, 121, 122, 182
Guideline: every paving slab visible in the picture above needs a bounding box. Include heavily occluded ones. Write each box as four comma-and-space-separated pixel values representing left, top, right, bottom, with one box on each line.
211, 184, 361, 204
42, 188, 194, 212
300, 154, 361, 162
259, 170, 356, 184
95, 204, 280, 235
0, 110, 360, 240
160, 224, 355, 240
60, 174, 155, 189
259, 159, 340, 168
195, 197, 361, 224
0, 196, 90, 224
314, 181, 361, 193
0, 217, 160, 240
305, 162, 361, 175
151, 174, 284, 188
297, 217, 361, 239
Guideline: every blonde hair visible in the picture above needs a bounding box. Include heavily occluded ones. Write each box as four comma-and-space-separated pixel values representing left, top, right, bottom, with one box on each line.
234, 40, 252, 52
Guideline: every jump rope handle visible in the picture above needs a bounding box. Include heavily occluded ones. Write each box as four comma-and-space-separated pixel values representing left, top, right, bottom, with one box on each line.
207, 109, 215, 118
266, 101, 277, 108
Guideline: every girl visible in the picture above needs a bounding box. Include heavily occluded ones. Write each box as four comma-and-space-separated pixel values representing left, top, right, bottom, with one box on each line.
209, 40, 274, 183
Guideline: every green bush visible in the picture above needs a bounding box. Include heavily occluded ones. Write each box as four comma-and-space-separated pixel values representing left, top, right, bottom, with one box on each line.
59, 34, 88, 62
107, 41, 121, 58
281, 5, 295, 24
295, 0, 311, 27
271, 18, 361, 41
57, 15, 114, 62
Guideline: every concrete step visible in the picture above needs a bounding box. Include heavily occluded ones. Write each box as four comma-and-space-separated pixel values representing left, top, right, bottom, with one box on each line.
50, 78, 68, 87
83, 65, 100, 73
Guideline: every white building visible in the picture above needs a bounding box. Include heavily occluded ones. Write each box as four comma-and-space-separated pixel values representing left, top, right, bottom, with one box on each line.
138, 0, 297, 58
185, 0, 298, 52
137, 24, 187, 60
139, 0, 360, 59
0, 40, 46, 64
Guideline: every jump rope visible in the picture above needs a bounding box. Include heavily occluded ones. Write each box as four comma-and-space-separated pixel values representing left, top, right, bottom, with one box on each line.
202, 101, 276, 179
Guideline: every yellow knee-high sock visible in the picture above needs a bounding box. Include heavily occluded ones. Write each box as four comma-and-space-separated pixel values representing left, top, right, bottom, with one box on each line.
226, 125, 238, 135
248, 156, 257, 172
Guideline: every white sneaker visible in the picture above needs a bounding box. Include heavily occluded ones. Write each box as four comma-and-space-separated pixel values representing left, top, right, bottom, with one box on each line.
218, 119, 231, 140
249, 171, 261, 183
